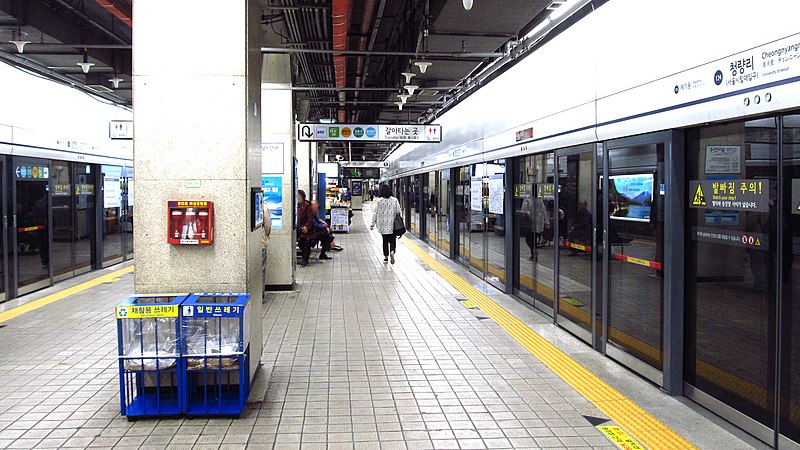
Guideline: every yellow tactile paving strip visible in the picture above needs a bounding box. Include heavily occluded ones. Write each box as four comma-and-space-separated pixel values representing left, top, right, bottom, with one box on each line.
402, 239, 697, 450
0, 265, 134, 324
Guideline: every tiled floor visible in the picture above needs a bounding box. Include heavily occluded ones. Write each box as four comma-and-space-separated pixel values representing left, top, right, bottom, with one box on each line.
0, 207, 765, 449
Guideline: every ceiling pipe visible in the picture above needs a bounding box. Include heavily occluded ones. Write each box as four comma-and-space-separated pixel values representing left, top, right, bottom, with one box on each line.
353, 0, 378, 121
263, 86, 458, 91
332, 0, 352, 123
261, 47, 504, 58
95, 0, 132, 27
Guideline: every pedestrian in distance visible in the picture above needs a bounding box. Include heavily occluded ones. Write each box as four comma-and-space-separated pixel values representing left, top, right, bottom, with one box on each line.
370, 183, 402, 264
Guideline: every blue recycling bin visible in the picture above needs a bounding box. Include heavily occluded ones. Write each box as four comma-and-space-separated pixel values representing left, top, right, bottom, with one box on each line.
116, 294, 189, 418
181, 293, 251, 416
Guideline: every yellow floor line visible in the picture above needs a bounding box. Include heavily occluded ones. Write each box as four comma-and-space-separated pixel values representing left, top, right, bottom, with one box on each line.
402, 239, 696, 450
0, 265, 134, 324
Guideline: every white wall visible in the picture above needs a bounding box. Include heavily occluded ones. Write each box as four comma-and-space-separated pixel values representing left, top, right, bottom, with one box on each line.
0, 61, 132, 161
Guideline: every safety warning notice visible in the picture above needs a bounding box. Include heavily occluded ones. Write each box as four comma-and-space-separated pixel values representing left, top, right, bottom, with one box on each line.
597, 425, 645, 450
692, 226, 769, 251
689, 179, 768, 212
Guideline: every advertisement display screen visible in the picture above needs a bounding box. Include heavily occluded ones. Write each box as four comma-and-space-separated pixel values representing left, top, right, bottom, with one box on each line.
262, 176, 283, 229
608, 173, 654, 222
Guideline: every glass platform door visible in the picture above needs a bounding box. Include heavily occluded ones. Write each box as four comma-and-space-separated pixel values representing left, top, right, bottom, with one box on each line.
0, 157, 7, 303
13, 157, 51, 296
602, 139, 666, 383
466, 162, 507, 291
555, 145, 600, 345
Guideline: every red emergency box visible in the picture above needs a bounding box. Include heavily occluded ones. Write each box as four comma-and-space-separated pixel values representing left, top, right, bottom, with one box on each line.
167, 201, 214, 245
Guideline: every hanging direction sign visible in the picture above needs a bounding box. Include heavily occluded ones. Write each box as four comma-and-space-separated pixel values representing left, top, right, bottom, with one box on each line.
298, 123, 442, 143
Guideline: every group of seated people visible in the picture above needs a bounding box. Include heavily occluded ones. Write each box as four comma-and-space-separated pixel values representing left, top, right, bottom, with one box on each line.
296, 190, 343, 267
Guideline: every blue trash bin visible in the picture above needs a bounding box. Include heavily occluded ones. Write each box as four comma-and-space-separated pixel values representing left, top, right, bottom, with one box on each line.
116, 294, 189, 418
181, 293, 251, 416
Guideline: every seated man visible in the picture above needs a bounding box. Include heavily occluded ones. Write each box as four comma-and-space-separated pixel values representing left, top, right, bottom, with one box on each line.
310, 200, 334, 260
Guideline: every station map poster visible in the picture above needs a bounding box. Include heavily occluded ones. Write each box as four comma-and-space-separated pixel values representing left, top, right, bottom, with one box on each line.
488, 174, 504, 214
261, 175, 283, 229
470, 176, 483, 212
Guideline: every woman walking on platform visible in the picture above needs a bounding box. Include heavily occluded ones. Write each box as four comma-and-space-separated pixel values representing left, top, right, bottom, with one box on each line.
370, 184, 402, 264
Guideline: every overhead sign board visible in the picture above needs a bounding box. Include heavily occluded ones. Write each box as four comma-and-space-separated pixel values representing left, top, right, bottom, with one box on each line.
298, 123, 441, 143
109, 120, 133, 140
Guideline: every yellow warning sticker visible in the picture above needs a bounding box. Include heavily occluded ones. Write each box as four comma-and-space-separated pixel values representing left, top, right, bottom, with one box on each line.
460, 300, 478, 309
598, 426, 645, 450
562, 298, 583, 307
692, 184, 706, 206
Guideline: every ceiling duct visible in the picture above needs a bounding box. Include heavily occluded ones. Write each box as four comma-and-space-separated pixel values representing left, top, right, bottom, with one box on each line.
94, 0, 132, 27
332, 0, 352, 123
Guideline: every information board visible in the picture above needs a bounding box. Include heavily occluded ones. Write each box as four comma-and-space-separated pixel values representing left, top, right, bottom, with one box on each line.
705, 146, 741, 174
470, 177, 483, 212
330, 207, 349, 232
689, 179, 769, 212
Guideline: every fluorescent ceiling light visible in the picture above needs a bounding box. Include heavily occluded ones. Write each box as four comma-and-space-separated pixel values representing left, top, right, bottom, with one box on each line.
414, 61, 432, 74
77, 62, 94, 73
9, 40, 30, 53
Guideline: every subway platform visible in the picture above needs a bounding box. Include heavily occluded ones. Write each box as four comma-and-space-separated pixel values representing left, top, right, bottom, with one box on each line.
0, 207, 768, 450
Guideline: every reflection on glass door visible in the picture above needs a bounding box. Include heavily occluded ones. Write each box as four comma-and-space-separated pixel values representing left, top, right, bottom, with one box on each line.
0, 158, 6, 302
102, 165, 124, 265
51, 161, 73, 280
14, 158, 50, 295
457, 166, 471, 266
410, 175, 421, 236
780, 114, 800, 449
121, 168, 134, 257
604, 142, 665, 374
466, 162, 506, 289
73, 164, 95, 275
427, 171, 437, 246
514, 152, 556, 313
556, 147, 597, 342
438, 170, 451, 255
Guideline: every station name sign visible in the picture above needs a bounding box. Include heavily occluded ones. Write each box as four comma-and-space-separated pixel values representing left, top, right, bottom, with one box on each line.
298, 123, 441, 143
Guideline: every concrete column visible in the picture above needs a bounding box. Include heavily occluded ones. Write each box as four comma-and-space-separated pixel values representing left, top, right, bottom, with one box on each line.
262, 54, 296, 289
132, 0, 263, 378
